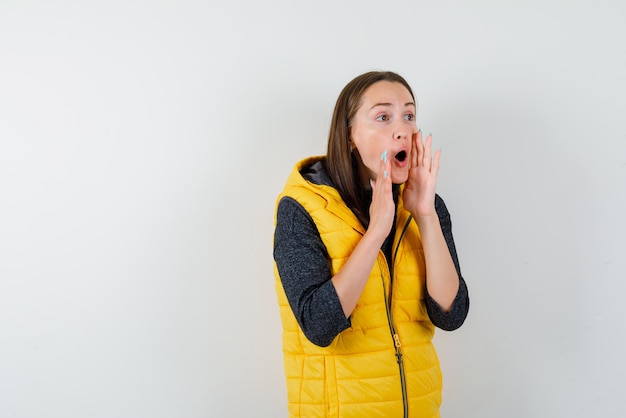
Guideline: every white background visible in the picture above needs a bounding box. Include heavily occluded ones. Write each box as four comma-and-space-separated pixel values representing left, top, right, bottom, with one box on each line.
1, 1, 625, 417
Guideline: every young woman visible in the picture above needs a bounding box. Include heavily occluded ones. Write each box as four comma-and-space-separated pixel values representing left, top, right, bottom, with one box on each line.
273, 71, 469, 418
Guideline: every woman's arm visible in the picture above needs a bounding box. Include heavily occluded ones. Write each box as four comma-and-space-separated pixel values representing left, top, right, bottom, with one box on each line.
329, 153, 397, 317
424, 195, 469, 330
273, 197, 350, 347
415, 211, 460, 312
402, 132, 468, 316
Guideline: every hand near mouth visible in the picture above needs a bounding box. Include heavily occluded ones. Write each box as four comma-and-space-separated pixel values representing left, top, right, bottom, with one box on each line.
367, 149, 396, 242
403, 130, 441, 219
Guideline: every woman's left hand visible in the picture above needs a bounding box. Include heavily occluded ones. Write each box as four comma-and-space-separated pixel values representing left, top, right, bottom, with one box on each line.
402, 130, 440, 218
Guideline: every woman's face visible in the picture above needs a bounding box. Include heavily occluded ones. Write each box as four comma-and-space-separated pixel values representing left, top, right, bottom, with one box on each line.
350, 81, 417, 186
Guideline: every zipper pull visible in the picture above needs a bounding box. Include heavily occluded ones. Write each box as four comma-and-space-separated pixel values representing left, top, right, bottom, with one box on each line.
393, 333, 402, 348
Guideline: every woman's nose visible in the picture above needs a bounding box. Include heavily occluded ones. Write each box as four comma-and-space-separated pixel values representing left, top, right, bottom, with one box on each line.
393, 129, 408, 140
392, 120, 409, 140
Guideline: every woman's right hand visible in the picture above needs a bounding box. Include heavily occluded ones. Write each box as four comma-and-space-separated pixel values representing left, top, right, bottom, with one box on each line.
332, 150, 395, 317
367, 150, 395, 243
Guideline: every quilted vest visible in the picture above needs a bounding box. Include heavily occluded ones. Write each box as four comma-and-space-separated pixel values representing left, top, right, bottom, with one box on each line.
274, 157, 442, 418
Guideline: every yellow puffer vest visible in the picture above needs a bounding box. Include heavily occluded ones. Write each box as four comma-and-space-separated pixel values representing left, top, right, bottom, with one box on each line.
274, 157, 442, 418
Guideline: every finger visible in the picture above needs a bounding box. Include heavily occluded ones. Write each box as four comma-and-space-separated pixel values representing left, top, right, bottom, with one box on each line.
411, 131, 419, 168
415, 130, 424, 167
382, 149, 390, 180
377, 149, 393, 196
424, 134, 433, 169
376, 150, 387, 182
432, 148, 441, 177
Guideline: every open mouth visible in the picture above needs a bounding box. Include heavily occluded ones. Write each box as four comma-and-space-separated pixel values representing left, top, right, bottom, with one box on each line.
395, 150, 407, 162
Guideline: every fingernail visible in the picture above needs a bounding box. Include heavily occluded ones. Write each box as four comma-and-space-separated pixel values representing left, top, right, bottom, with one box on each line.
381, 149, 388, 163
384, 170, 388, 178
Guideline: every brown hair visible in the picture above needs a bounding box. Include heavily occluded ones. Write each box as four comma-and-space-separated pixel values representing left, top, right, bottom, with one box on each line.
326, 71, 415, 227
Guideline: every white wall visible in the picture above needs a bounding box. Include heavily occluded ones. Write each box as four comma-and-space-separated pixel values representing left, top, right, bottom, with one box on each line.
1, 1, 625, 417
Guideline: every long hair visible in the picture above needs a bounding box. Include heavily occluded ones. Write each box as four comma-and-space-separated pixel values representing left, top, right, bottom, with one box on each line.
326, 71, 415, 227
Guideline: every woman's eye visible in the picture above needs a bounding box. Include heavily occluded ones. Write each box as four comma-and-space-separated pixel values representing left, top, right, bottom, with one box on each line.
404, 114, 415, 121
376, 115, 389, 122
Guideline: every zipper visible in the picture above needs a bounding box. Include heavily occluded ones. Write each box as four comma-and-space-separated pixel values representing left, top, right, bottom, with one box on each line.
380, 215, 413, 418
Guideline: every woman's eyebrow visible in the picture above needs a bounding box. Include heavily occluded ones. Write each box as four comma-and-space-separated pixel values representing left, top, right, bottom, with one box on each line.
370, 102, 416, 110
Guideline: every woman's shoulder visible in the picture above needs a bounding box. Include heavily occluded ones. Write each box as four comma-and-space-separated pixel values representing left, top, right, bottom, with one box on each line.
276, 195, 321, 235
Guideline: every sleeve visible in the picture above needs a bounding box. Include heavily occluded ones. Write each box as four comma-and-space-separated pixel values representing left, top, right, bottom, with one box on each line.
273, 197, 351, 347
424, 195, 470, 331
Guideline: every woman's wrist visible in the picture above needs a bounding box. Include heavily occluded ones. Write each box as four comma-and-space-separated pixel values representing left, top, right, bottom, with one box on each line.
411, 206, 437, 221
362, 227, 388, 249
412, 210, 440, 231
